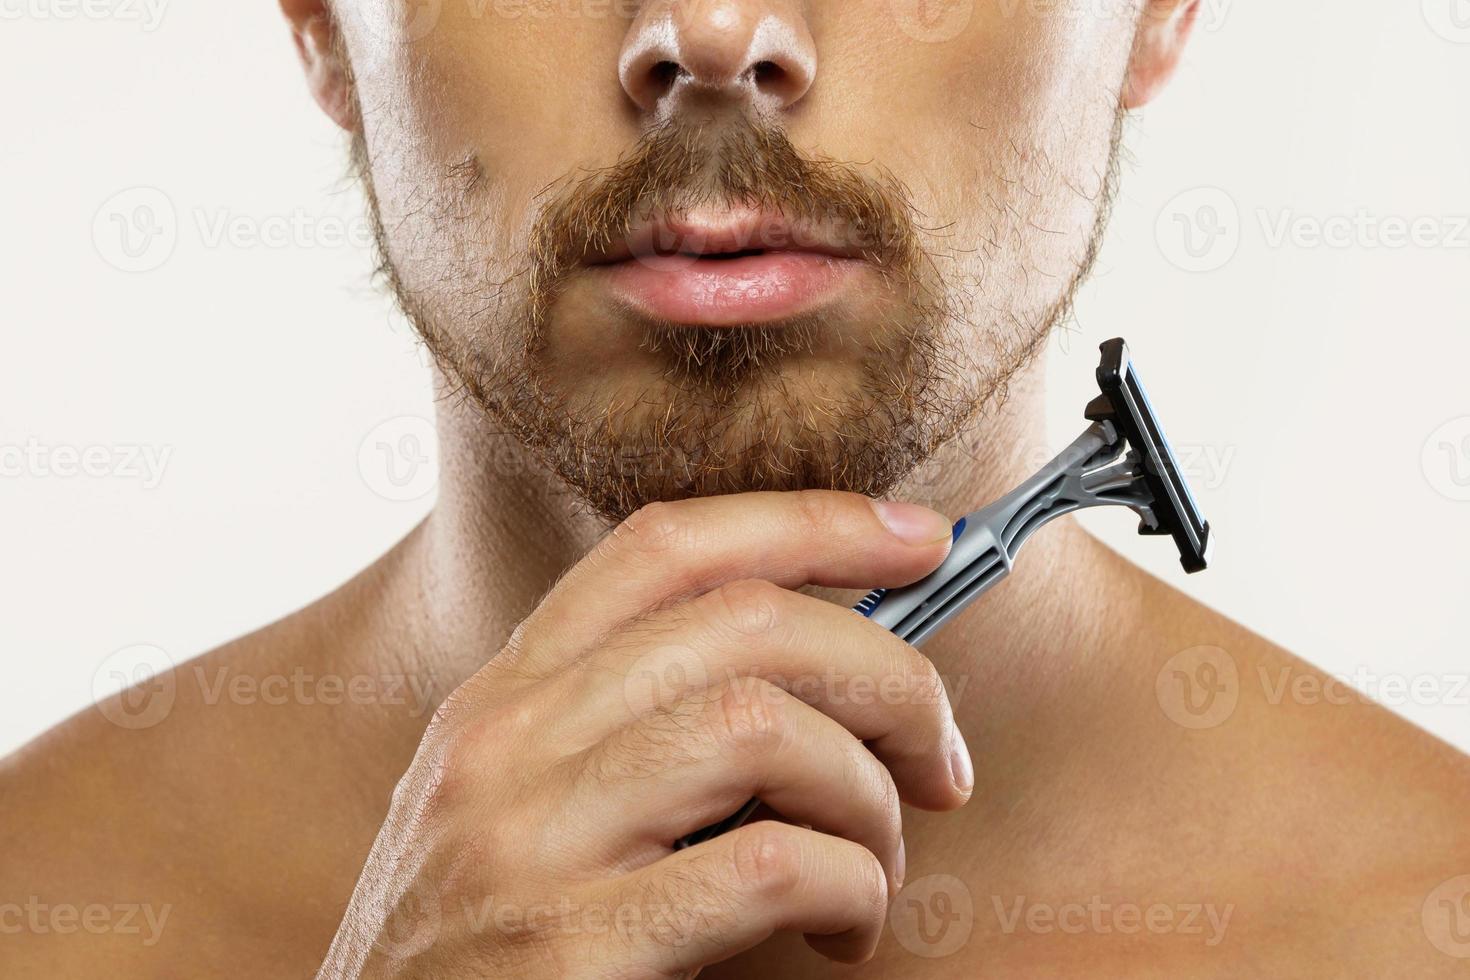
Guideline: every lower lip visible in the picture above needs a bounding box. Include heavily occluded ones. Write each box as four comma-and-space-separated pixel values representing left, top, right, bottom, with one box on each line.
593, 252, 867, 326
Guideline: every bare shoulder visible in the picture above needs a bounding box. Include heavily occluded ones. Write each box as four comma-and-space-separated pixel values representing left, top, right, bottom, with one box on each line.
1121, 558, 1470, 969
0, 555, 431, 977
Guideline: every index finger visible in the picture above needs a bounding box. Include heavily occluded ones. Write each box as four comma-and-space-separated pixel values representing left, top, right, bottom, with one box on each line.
515, 490, 954, 670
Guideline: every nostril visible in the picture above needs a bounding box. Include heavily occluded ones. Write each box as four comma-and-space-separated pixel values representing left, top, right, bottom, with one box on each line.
649, 60, 684, 96
747, 57, 811, 106
750, 61, 785, 87
619, 10, 817, 113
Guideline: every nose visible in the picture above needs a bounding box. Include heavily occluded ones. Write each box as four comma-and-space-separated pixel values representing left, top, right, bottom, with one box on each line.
620, 0, 817, 116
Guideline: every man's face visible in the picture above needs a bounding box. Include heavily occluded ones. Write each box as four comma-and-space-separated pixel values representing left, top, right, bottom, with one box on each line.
328, 0, 1147, 521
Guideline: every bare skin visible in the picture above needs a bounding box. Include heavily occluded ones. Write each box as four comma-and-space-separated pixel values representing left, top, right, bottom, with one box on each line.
4, 370, 1470, 978
6, 0, 1470, 975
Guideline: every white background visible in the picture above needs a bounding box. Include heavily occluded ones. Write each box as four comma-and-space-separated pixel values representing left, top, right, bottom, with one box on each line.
1, 0, 1467, 758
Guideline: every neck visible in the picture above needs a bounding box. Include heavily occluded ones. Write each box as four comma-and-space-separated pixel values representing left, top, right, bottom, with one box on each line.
388, 354, 1142, 743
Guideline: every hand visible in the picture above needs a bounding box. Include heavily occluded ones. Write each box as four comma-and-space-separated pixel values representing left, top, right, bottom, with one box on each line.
317, 491, 974, 979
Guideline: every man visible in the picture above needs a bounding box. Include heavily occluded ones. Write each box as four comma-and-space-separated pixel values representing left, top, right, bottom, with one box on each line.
4, 0, 1469, 976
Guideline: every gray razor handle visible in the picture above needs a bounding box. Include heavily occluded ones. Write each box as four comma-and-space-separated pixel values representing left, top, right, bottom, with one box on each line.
675, 423, 1140, 850
860, 422, 1133, 645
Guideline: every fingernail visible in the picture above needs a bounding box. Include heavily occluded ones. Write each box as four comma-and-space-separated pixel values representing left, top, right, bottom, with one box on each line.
871, 500, 953, 546
950, 724, 974, 798
895, 836, 907, 891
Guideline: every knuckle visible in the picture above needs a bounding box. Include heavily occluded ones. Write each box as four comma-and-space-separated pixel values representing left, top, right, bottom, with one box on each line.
401, 732, 472, 826
909, 650, 948, 708
711, 679, 784, 752
729, 826, 803, 899
854, 845, 890, 912
712, 579, 784, 637
875, 770, 903, 844
859, 747, 901, 819
426, 686, 474, 735
839, 742, 901, 845
882, 641, 946, 712
792, 489, 849, 537
618, 501, 696, 557
415, 698, 538, 814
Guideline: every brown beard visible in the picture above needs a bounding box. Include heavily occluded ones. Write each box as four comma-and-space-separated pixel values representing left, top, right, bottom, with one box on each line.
351, 109, 1120, 523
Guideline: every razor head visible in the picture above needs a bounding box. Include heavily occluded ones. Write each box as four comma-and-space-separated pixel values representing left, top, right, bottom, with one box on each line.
1085, 339, 1212, 573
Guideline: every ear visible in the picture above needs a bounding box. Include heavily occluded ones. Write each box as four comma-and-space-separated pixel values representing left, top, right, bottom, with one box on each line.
1123, 0, 1201, 110
279, 0, 356, 131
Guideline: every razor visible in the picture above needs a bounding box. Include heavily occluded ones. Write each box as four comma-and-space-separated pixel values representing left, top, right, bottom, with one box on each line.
676, 338, 1213, 850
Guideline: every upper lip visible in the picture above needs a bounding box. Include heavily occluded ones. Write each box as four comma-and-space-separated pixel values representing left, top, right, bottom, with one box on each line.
582, 208, 872, 265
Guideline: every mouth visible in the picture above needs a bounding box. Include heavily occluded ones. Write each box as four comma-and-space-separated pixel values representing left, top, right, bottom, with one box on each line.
581, 208, 877, 327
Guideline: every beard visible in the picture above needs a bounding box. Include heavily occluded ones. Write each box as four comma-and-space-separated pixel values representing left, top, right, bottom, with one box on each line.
352, 110, 1121, 524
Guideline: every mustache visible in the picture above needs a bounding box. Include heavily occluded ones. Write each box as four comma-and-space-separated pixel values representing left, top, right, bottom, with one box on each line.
525, 115, 933, 327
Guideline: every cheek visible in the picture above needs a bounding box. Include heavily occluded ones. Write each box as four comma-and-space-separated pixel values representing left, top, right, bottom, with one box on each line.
796, 3, 1133, 301
343, 5, 642, 293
